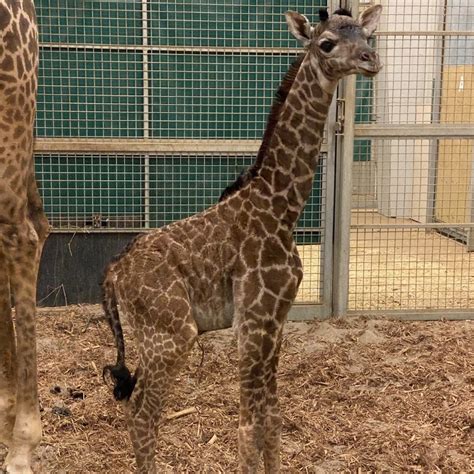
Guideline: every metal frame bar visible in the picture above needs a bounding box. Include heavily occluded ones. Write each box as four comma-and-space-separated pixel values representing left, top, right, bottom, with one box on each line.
34, 138, 266, 154
289, 303, 332, 321
333, 78, 356, 318
331, 0, 358, 318
352, 222, 474, 229
40, 42, 302, 55
355, 124, 474, 138
142, 0, 151, 228
468, 146, 474, 251
34, 138, 328, 155
348, 309, 474, 320
374, 30, 474, 37
321, 95, 338, 319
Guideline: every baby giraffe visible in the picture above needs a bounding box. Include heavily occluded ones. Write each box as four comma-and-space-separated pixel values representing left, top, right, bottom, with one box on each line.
102, 6, 382, 473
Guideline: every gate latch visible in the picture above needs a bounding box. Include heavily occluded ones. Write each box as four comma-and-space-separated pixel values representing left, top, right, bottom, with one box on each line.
335, 98, 345, 134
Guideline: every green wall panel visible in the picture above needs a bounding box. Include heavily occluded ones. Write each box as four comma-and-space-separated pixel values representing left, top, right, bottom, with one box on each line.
37, 49, 144, 137
149, 155, 253, 226
37, 0, 142, 45
33, 0, 368, 234
150, 53, 296, 138
148, 155, 323, 243
354, 74, 374, 162
35, 155, 143, 227
149, 1, 327, 49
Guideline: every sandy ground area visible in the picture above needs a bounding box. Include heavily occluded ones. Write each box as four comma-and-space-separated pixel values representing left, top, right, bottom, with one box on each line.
296, 212, 474, 311
1, 305, 472, 473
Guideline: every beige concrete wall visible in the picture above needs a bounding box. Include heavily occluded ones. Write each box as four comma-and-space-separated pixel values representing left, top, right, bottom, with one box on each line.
375, 0, 445, 223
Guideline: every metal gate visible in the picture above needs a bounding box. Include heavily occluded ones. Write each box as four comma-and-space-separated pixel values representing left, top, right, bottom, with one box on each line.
336, 0, 474, 319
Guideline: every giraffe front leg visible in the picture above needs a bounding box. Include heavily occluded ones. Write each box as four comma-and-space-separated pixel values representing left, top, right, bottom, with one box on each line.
237, 314, 285, 474
262, 374, 282, 473
0, 247, 16, 450
3, 224, 42, 474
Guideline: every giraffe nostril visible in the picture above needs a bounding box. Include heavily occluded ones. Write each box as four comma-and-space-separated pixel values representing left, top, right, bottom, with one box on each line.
360, 51, 371, 62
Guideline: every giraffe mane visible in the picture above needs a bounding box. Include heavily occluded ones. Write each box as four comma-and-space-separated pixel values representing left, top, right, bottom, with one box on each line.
219, 53, 306, 202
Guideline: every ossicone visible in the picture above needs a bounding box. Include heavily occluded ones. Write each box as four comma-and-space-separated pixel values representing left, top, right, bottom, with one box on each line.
319, 8, 329, 22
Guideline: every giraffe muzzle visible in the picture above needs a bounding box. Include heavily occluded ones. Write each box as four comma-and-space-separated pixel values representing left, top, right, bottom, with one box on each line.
358, 49, 382, 76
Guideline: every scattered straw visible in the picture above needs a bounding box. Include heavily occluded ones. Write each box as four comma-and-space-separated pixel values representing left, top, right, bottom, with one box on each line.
2, 305, 471, 473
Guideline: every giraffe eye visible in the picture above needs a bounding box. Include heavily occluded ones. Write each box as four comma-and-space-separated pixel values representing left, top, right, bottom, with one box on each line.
319, 40, 336, 53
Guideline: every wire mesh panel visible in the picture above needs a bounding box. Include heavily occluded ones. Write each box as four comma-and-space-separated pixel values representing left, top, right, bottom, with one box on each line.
350, 138, 474, 312
149, 53, 298, 139
35, 152, 328, 304
349, 0, 474, 316
34, 0, 330, 307
355, 0, 474, 126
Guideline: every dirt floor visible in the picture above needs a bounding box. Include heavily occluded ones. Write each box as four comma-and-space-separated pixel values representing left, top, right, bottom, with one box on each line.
1, 305, 473, 473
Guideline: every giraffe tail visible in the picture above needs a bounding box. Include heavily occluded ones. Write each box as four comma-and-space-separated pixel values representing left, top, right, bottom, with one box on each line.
102, 275, 136, 401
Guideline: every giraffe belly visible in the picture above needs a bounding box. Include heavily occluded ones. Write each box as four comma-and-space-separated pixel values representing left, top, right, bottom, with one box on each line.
193, 298, 234, 333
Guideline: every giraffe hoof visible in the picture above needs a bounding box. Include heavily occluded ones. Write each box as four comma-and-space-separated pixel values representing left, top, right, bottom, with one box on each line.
3, 452, 33, 474
3, 463, 33, 474
0, 398, 15, 449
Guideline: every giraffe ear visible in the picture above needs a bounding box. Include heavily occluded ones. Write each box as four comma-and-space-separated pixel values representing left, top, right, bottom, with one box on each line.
358, 4, 382, 36
285, 11, 314, 46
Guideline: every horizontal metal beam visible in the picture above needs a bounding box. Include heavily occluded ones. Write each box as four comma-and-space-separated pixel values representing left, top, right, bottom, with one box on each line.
34, 138, 261, 154
289, 303, 330, 321
352, 222, 474, 229
39, 33, 474, 56
354, 124, 474, 139
34, 138, 328, 155
348, 309, 474, 321
40, 42, 301, 56
375, 30, 474, 37
49, 224, 324, 235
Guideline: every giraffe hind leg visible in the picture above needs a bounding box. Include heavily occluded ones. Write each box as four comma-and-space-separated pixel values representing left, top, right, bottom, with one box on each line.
120, 295, 198, 473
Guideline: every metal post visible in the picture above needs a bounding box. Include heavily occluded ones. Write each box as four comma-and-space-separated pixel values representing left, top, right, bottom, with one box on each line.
321, 94, 337, 317
142, 0, 151, 229
332, 78, 356, 317
332, 0, 359, 317
468, 147, 474, 252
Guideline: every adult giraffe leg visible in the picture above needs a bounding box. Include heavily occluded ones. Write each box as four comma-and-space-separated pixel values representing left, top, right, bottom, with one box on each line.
3, 221, 44, 474
0, 240, 16, 449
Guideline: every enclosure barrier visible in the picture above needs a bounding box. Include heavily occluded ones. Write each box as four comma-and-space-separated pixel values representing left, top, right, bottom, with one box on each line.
35, 1, 473, 320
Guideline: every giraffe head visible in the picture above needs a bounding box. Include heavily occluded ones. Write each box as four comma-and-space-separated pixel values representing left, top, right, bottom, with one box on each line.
285, 5, 382, 80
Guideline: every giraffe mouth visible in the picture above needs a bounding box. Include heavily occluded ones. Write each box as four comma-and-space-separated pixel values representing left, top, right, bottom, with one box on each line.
358, 62, 383, 77
359, 65, 382, 77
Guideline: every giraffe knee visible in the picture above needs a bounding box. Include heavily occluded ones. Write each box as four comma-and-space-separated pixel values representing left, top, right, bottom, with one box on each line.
31, 212, 49, 244
3, 222, 39, 257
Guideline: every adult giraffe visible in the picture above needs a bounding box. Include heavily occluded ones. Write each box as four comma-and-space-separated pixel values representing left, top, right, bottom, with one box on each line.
103, 6, 382, 473
0, 1, 49, 472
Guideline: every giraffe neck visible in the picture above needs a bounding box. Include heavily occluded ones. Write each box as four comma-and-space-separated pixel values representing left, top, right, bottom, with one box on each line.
252, 53, 337, 231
